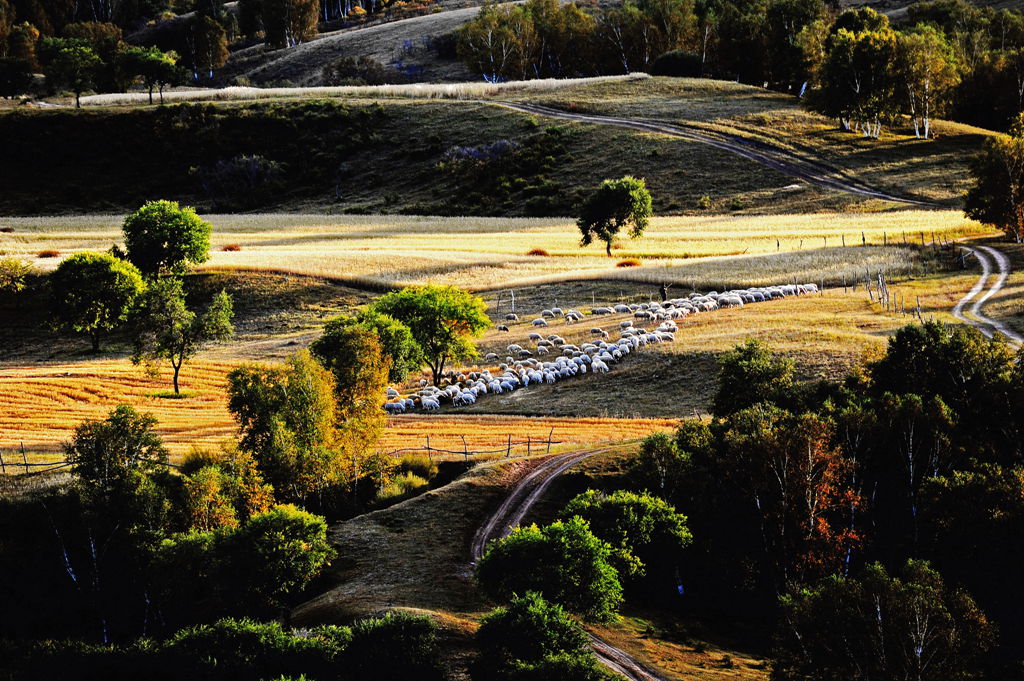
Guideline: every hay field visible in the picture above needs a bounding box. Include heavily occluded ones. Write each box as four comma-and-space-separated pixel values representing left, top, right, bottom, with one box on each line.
0, 211, 989, 291
0, 353, 677, 462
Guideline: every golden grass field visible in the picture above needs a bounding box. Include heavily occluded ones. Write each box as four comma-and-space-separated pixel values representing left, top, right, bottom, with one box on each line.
0, 211, 990, 291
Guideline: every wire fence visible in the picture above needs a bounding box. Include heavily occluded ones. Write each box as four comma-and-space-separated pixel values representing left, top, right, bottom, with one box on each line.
2, 429, 564, 480
382, 428, 563, 462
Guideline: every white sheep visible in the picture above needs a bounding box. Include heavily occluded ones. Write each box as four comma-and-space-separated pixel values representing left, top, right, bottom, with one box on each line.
532, 318, 548, 327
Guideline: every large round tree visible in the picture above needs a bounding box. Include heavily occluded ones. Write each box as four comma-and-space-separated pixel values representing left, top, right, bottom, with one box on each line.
122, 200, 213, 276
576, 175, 653, 256
50, 251, 146, 352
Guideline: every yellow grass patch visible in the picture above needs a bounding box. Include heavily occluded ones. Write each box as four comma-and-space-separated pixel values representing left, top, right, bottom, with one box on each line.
0, 211, 989, 291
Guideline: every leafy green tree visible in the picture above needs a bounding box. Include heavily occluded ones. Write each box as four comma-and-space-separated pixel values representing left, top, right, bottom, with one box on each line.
897, 24, 959, 139
132, 277, 234, 394
965, 115, 1024, 242
307, 325, 390, 503
576, 175, 652, 256
188, 14, 228, 79
314, 310, 423, 383
765, 0, 826, 91
227, 352, 344, 503
122, 200, 213, 276
181, 465, 240, 531
0, 57, 33, 97
474, 592, 614, 681
223, 504, 335, 607
631, 432, 690, 500
63, 404, 169, 500
44, 43, 101, 107
476, 516, 624, 622
775, 560, 995, 681
50, 251, 146, 352
560, 489, 692, 596
118, 45, 183, 104
713, 338, 796, 416
370, 285, 490, 386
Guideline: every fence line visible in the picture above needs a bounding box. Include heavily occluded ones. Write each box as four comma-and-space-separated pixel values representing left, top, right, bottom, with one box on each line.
383, 429, 561, 462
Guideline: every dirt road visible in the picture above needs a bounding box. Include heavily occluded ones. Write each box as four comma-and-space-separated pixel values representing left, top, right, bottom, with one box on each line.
953, 244, 1023, 348
494, 101, 936, 207
472, 448, 672, 681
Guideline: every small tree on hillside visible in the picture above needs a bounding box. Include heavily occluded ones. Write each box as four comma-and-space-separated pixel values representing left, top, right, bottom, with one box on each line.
50, 251, 146, 352
370, 285, 490, 385
965, 116, 1024, 243
44, 44, 101, 108
122, 200, 213, 276
713, 338, 796, 416
132, 277, 234, 394
576, 176, 652, 256
118, 46, 184, 104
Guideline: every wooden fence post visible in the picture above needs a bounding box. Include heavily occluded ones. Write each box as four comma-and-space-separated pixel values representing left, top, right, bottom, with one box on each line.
21, 443, 29, 475
461, 435, 469, 462
527, 436, 531, 457
0, 450, 5, 474
506, 434, 512, 458
546, 428, 554, 455
862, 231, 866, 246
426, 435, 432, 462
842, 234, 846, 247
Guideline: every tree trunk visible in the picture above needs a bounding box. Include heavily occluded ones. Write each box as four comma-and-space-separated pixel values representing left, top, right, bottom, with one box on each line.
172, 358, 182, 394
91, 332, 100, 353
605, 240, 612, 257
148, 85, 153, 105
75, 90, 82, 108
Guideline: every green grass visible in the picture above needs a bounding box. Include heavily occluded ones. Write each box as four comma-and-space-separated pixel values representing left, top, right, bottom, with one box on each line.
148, 390, 197, 399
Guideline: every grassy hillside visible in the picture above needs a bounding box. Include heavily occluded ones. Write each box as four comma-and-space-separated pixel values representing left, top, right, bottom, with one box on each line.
7, 77, 993, 216
513, 77, 993, 207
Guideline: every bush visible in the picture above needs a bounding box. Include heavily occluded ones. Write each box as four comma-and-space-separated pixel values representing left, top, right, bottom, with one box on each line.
616, 259, 641, 267
344, 612, 443, 681
651, 50, 704, 77
0, 256, 33, 293
526, 248, 550, 256
397, 453, 438, 480
376, 472, 430, 504
37, 249, 60, 258
179, 447, 224, 475
122, 200, 212, 276
193, 155, 284, 210
476, 517, 623, 622
222, 243, 242, 251
322, 56, 407, 86
696, 194, 712, 210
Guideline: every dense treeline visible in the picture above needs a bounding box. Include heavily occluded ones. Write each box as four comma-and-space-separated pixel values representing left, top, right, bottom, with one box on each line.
625, 322, 1024, 678
457, 0, 1024, 135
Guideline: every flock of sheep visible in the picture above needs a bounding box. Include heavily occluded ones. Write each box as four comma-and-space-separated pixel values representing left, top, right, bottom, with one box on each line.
382, 283, 820, 414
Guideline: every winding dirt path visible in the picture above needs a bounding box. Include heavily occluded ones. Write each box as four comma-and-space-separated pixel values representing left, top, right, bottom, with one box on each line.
493, 102, 936, 207
472, 447, 671, 681
953, 244, 1023, 347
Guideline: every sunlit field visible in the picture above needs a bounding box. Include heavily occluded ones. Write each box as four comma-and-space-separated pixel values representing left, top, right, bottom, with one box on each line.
0, 211, 990, 290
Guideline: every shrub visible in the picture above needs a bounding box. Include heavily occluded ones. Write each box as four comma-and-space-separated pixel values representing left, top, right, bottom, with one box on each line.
525, 248, 550, 256
193, 156, 284, 210
322, 56, 407, 86
696, 194, 712, 210
397, 453, 438, 480
651, 50, 703, 77
475, 516, 623, 622
344, 612, 443, 681
122, 200, 212, 276
37, 249, 60, 258
50, 251, 146, 351
474, 592, 613, 681
0, 256, 33, 293
616, 259, 641, 267
376, 472, 429, 504
179, 447, 224, 476
0, 226, 14, 233
222, 243, 242, 252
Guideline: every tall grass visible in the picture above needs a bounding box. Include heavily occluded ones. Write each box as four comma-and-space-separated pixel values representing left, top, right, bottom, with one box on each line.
80, 74, 651, 107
